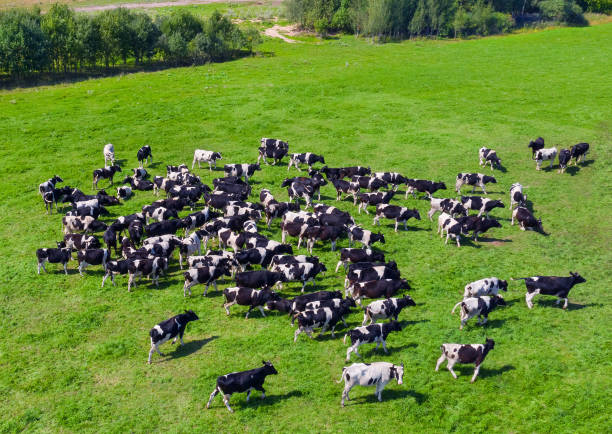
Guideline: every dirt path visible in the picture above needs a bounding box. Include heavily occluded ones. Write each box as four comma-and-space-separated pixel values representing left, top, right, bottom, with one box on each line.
74, 0, 271, 12
264, 25, 300, 43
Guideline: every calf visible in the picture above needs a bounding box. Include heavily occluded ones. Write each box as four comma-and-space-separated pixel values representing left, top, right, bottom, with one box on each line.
362, 296, 416, 325
460, 196, 504, 217
435, 339, 495, 383
193, 149, 222, 170
347, 225, 385, 248
335, 248, 385, 272
224, 163, 261, 183
427, 198, 467, 221
36, 247, 71, 274
405, 179, 446, 199
183, 265, 232, 296
344, 321, 402, 361
340, 362, 403, 407
148, 310, 199, 363
116, 186, 132, 200
455, 173, 496, 195
223, 287, 281, 318
93, 165, 122, 189
358, 191, 394, 214
101, 259, 130, 287
570, 142, 589, 165
287, 153, 325, 171
77, 248, 109, 275
511, 207, 543, 232
463, 277, 508, 299
137, 145, 152, 167
557, 148, 571, 173
437, 213, 466, 247
509, 183, 526, 209
374, 204, 421, 232
451, 295, 506, 330
535, 147, 558, 170
62, 216, 107, 234
127, 257, 167, 292
103, 143, 115, 167
512, 272, 586, 309
294, 306, 350, 341
528, 137, 545, 158
479, 147, 501, 170
206, 361, 278, 413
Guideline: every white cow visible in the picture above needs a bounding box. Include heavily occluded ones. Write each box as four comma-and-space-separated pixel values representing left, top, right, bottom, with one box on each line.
192, 150, 222, 170
103, 143, 115, 167
339, 362, 403, 407
463, 277, 508, 299
535, 147, 557, 170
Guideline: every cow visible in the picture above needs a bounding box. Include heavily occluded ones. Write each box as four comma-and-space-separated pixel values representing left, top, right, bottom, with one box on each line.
101, 259, 130, 287
132, 167, 147, 179
224, 206, 261, 222
36, 247, 71, 274
512, 272, 586, 309
320, 166, 344, 180
264, 202, 301, 228
123, 176, 154, 191
344, 321, 402, 361
183, 265, 232, 297
455, 173, 496, 195
455, 216, 502, 241
346, 271, 403, 296
511, 207, 544, 232
102, 227, 119, 255
61, 233, 100, 253
405, 179, 446, 199
39, 174, 63, 199
352, 176, 388, 192
347, 225, 385, 248
509, 183, 526, 209
535, 147, 558, 170
287, 181, 314, 207
62, 216, 107, 234
137, 145, 152, 167
302, 225, 346, 254
145, 220, 185, 237
206, 361, 278, 413
435, 339, 495, 383
280, 221, 308, 246
331, 179, 360, 203
166, 164, 189, 175
294, 305, 351, 341
287, 153, 325, 171
93, 165, 122, 189
148, 310, 199, 364
182, 208, 216, 236
169, 184, 206, 201
570, 142, 589, 165
373, 204, 421, 232
77, 248, 109, 276
224, 164, 261, 183
335, 248, 385, 272
127, 220, 144, 246
557, 149, 571, 173
372, 172, 408, 191
451, 295, 506, 330
259, 189, 276, 207
235, 270, 286, 289
215, 182, 251, 197
283, 211, 319, 226
339, 362, 404, 407
479, 147, 502, 170
437, 212, 467, 247
464, 277, 508, 299
265, 290, 343, 315
339, 166, 371, 179
243, 236, 293, 255
528, 137, 545, 158
127, 257, 167, 292
460, 196, 505, 217
274, 262, 328, 292
103, 143, 115, 167
192, 150, 222, 170
357, 191, 394, 214
152, 176, 178, 196
270, 254, 319, 269
178, 232, 203, 269
234, 248, 274, 270
143, 206, 179, 224
223, 287, 281, 318
116, 186, 132, 200
206, 192, 244, 211
427, 198, 467, 221
258, 138, 289, 165
362, 296, 416, 325
41, 186, 72, 214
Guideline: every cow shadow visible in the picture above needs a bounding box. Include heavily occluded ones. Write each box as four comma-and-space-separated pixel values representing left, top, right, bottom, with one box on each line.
495, 164, 507, 173
566, 160, 594, 176
114, 159, 128, 167
567, 302, 603, 311
348, 389, 426, 405
399, 319, 430, 327
475, 364, 515, 379
167, 335, 218, 360
232, 390, 304, 410
477, 237, 512, 244
535, 299, 600, 310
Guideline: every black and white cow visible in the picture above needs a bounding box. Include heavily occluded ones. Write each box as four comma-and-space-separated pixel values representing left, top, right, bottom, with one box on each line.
427, 198, 467, 221
182, 208, 216, 236
372, 172, 408, 191
464, 277, 508, 299
352, 176, 388, 192
243, 236, 293, 255
148, 310, 199, 363
346, 267, 402, 292
528, 137, 545, 158
570, 142, 589, 165
535, 147, 558, 170
455, 216, 502, 241
206, 361, 278, 413
127, 220, 144, 246
133, 167, 147, 179
451, 295, 506, 329
259, 189, 276, 207
235, 270, 286, 289
293, 305, 351, 341
511, 207, 543, 232
169, 184, 206, 201
218, 229, 247, 252
270, 254, 319, 269
344, 321, 402, 361
314, 203, 354, 224
373, 204, 421, 232
61, 233, 100, 252
41, 186, 71, 214
258, 138, 289, 165
509, 183, 527, 209
435, 338, 495, 383
93, 165, 122, 189
127, 257, 167, 292
103, 143, 115, 167
287, 153, 325, 171
347, 225, 385, 248
145, 220, 185, 237
362, 296, 416, 325
101, 259, 130, 287
224, 164, 261, 183
117, 186, 132, 200
223, 287, 281, 318
123, 176, 154, 191
455, 173, 497, 195
437, 212, 467, 247
183, 265, 232, 297
77, 248, 109, 275
557, 148, 571, 173
137, 145, 152, 167
339, 166, 371, 179
339, 362, 404, 407
234, 248, 274, 270
178, 232, 203, 269
264, 202, 300, 228
335, 248, 385, 272
320, 166, 344, 180
224, 206, 261, 222
66, 205, 108, 219
479, 147, 502, 170
36, 247, 71, 274
274, 262, 328, 292
280, 221, 309, 246
301, 225, 346, 254
192, 149, 222, 170
215, 182, 251, 198
460, 196, 505, 217
512, 272, 586, 309
103, 227, 119, 255
405, 179, 446, 199
39, 174, 63, 199
357, 191, 394, 214
152, 176, 177, 196
166, 164, 189, 175
62, 216, 107, 234
331, 179, 360, 203
287, 181, 314, 207
144, 206, 179, 224
152, 197, 191, 214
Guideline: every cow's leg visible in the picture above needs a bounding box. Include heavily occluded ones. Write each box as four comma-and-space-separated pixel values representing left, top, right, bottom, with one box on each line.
294, 327, 302, 342
335, 261, 343, 273
128, 274, 135, 292
222, 394, 234, 413
381, 339, 388, 354
224, 300, 236, 315
341, 384, 352, 407
206, 387, 220, 409
63, 262, 68, 275
447, 359, 458, 379
147, 344, 157, 364
562, 297, 569, 309
470, 364, 481, 383
346, 345, 355, 361
376, 383, 385, 401
246, 388, 252, 402
435, 353, 446, 371
331, 240, 336, 251
245, 306, 254, 319
257, 306, 266, 317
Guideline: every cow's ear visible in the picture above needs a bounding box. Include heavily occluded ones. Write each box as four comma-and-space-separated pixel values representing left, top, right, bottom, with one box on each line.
262, 360, 266, 365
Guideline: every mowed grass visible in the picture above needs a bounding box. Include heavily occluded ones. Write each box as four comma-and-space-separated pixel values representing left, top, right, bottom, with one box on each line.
1, 24, 612, 433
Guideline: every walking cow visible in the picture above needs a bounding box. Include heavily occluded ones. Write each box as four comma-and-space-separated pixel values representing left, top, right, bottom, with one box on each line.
339, 362, 403, 407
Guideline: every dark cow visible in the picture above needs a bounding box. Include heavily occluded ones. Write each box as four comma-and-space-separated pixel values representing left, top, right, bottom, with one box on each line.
152, 176, 178, 196
331, 179, 360, 203
405, 179, 446, 199
223, 287, 281, 318
320, 166, 343, 180
41, 186, 73, 214
127, 257, 167, 292
479, 147, 502, 170
346, 265, 401, 289
224, 164, 261, 183
362, 296, 416, 325
339, 166, 371, 179
77, 248, 109, 275
357, 191, 394, 214
509, 183, 527, 209
264, 201, 300, 228
335, 248, 385, 272
460, 196, 505, 217
373, 204, 420, 232
294, 305, 351, 341
101, 259, 130, 287
455, 216, 502, 241
301, 225, 346, 253
36, 247, 71, 274
137, 145, 153, 167
206, 361, 278, 413
183, 265, 232, 297
570, 142, 589, 165
344, 321, 402, 361
235, 270, 286, 289
128, 220, 144, 246
123, 176, 154, 191
528, 137, 545, 158
435, 338, 495, 383
169, 184, 207, 201
182, 208, 217, 236
103, 227, 119, 255
206, 192, 245, 211
557, 149, 571, 173
288, 153, 325, 171
451, 295, 506, 329
511, 207, 544, 233
93, 165, 122, 189
352, 176, 388, 192
512, 272, 586, 309
148, 310, 199, 363
455, 173, 497, 195
348, 279, 410, 304
215, 182, 251, 197
347, 225, 385, 248
145, 220, 185, 237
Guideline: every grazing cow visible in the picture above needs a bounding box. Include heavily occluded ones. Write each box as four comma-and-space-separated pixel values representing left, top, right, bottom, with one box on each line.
93, 165, 122, 189
36, 247, 71, 274
347, 225, 385, 248
479, 147, 502, 170
464, 277, 508, 299
511, 207, 543, 232
206, 361, 278, 413
128, 220, 144, 246
372, 172, 408, 191
512, 272, 586, 309
509, 183, 526, 209
101, 259, 130, 287
557, 149, 571, 173
41, 186, 72, 214
437, 212, 467, 247
362, 296, 416, 325
103, 143, 115, 167
258, 138, 289, 165
435, 339, 495, 383
260, 189, 276, 206
127, 257, 167, 292
166, 164, 189, 175
335, 248, 385, 272
193, 150, 222, 170
344, 321, 402, 361
61, 233, 100, 252
183, 265, 232, 297
133, 167, 147, 179
224, 164, 261, 183
357, 191, 394, 214
405, 179, 446, 199
570, 142, 589, 165
77, 248, 109, 275
320, 166, 343, 180
117, 186, 132, 200
274, 262, 328, 292
182, 208, 215, 235
460, 196, 504, 217
137, 145, 152, 167
302, 225, 346, 254
455, 173, 496, 195
535, 147, 558, 170
218, 229, 247, 252
287, 153, 325, 171
352, 176, 388, 192
528, 137, 545, 158
223, 287, 281, 318
374, 204, 421, 232
148, 310, 199, 363
331, 179, 360, 203
145, 220, 185, 237
451, 295, 506, 330
280, 221, 308, 246
455, 216, 502, 241
178, 233, 203, 269
235, 270, 286, 289
265, 290, 343, 315
62, 216, 107, 234
339, 362, 404, 407
287, 181, 314, 207
294, 305, 351, 341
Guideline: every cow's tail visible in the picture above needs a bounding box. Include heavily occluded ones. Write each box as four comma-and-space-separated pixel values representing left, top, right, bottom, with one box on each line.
343, 332, 351, 345
337, 367, 348, 383
451, 301, 462, 315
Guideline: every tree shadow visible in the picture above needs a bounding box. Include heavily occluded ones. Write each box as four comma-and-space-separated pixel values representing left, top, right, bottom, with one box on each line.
167, 335, 218, 360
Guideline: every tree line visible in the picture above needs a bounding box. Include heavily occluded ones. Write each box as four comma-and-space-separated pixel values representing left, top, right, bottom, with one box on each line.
0, 5, 262, 78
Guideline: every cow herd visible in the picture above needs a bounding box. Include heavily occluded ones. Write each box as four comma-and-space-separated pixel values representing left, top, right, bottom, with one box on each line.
35, 136, 591, 410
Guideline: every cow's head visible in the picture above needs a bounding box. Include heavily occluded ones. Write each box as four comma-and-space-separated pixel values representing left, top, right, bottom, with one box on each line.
184, 310, 199, 322
52, 175, 64, 184
482, 175, 497, 184
342, 298, 357, 308
484, 338, 495, 351
485, 218, 502, 230
388, 320, 402, 332
499, 280, 508, 291
489, 200, 505, 209
452, 203, 468, 217
393, 363, 404, 385
375, 233, 385, 244
570, 272, 586, 284
90, 220, 108, 232
401, 295, 416, 307
56, 241, 67, 248
261, 360, 278, 375
399, 279, 412, 291
265, 299, 292, 313
492, 295, 506, 307
435, 182, 447, 191
371, 250, 385, 262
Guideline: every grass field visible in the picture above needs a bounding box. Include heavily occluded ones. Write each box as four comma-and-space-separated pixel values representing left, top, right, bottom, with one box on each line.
0, 23, 611, 433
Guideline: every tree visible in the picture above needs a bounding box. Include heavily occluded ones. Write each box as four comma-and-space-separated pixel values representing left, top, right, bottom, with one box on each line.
129, 12, 160, 64
160, 9, 202, 42
41, 4, 75, 72
0, 9, 50, 76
